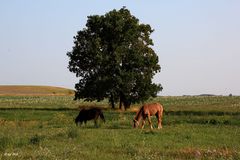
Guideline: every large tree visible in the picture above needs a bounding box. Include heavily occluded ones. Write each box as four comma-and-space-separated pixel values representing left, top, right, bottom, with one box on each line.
67, 7, 162, 109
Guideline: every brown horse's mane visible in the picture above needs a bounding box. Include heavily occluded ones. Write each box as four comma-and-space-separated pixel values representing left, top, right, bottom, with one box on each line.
134, 106, 143, 121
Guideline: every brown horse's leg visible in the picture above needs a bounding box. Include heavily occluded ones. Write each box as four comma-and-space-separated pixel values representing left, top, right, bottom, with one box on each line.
147, 114, 153, 129
141, 116, 146, 129
157, 117, 161, 129
157, 111, 162, 129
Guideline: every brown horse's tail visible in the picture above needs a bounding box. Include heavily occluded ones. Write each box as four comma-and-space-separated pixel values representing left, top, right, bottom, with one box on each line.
99, 111, 105, 123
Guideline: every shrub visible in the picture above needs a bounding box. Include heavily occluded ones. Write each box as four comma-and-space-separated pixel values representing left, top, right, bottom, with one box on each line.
29, 134, 43, 146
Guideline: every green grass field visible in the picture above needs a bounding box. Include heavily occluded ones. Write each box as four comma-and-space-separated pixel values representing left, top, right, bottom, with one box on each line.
0, 87, 240, 159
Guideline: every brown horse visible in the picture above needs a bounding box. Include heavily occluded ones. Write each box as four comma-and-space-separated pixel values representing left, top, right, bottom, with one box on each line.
75, 108, 105, 127
133, 103, 163, 129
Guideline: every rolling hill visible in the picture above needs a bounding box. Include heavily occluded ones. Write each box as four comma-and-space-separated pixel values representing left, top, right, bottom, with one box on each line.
0, 85, 74, 96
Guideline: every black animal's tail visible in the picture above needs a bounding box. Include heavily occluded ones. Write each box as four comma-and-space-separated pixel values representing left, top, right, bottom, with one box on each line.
99, 111, 105, 123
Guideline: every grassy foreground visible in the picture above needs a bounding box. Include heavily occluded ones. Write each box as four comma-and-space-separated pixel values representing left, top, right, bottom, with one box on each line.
0, 95, 240, 159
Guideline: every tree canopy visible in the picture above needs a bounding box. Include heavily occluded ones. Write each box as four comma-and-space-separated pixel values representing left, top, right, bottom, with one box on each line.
67, 7, 162, 109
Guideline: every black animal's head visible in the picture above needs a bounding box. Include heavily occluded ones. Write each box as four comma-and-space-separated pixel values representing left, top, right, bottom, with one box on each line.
74, 117, 78, 126
75, 114, 83, 126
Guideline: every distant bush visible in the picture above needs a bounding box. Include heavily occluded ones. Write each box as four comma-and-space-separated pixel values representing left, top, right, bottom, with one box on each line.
29, 134, 43, 146
207, 119, 218, 125
205, 119, 231, 125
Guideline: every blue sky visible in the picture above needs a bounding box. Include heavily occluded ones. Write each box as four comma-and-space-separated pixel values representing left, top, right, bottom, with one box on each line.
0, 1, 240, 96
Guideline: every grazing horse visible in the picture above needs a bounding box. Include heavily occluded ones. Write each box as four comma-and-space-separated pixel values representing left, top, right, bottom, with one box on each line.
75, 108, 105, 127
133, 103, 163, 129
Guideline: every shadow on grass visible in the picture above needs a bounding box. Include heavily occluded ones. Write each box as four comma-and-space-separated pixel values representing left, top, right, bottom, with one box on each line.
1, 108, 240, 116
165, 110, 240, 116
1, 108, 239, 127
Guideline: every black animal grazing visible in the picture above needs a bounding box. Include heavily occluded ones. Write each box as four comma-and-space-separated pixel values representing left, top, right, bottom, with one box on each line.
75, 108, 105, 127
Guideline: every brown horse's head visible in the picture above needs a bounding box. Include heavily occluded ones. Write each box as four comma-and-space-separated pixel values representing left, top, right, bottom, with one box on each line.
133, 119, 139, 128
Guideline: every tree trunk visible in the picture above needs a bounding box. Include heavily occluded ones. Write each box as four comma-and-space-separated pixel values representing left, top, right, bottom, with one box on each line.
123, 99, 131, 110
119, 96, 123, 110
110, 93, 115, 109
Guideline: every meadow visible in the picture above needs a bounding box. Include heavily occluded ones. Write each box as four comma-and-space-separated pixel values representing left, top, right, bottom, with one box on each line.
0, 94, 240, 160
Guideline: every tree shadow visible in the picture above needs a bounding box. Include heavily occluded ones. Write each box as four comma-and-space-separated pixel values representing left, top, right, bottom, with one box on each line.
165, 110, 240, 116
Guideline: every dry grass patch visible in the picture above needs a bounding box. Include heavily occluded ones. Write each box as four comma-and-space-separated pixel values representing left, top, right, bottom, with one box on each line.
0, 85, 74, 96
